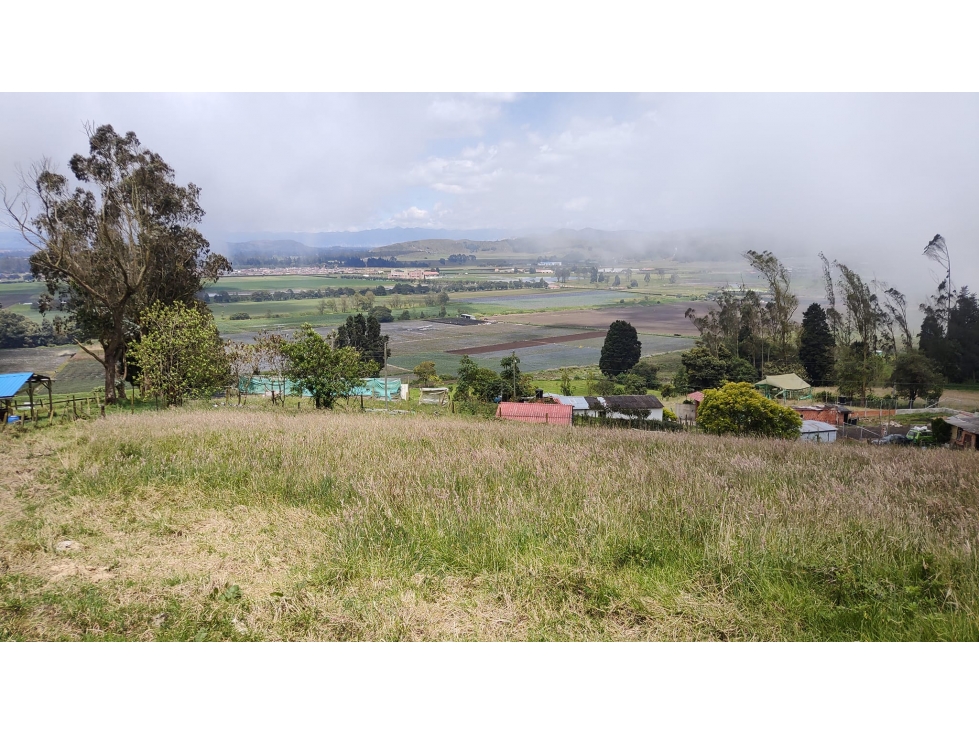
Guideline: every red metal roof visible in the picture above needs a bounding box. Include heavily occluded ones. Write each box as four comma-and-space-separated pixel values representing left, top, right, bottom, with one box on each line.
495, 402, 573, 425
687, 391, 704, 403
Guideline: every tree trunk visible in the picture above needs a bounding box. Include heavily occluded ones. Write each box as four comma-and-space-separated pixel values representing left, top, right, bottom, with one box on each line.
104, 347, 119, 403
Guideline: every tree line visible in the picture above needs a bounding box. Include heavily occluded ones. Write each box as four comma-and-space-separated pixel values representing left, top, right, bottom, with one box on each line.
673, 242, 977, 406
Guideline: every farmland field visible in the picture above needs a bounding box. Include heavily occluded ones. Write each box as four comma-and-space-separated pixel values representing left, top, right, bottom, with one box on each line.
2, 407, 978, 641
0, 346, 77, 376
453, 288, 636, 312
213, 275, 398, 292
497, 302, 705, 336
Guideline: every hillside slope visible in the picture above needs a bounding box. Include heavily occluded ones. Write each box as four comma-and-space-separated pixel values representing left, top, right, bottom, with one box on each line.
2, 410, 978, 641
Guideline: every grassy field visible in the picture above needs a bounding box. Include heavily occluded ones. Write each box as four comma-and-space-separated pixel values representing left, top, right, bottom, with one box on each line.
1, 405, 977, 641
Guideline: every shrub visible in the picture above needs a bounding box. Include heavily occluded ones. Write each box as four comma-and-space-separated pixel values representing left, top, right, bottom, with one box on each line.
697, 382, 802, 439
229, 312, 251, 320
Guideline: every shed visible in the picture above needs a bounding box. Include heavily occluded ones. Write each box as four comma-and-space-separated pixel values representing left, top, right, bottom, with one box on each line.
755, 373, 812, 401
677, 391, 705, 422
792, 404, 850, 426
944, 414, 979, 450
495, 402, 572, 425
800, 420, 837, 443
419, 387, 449, 405
1, 372, 54, 424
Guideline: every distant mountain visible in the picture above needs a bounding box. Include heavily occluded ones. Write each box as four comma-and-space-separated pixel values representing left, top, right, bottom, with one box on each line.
223, 240, 318, 260
214, 228, 513, 251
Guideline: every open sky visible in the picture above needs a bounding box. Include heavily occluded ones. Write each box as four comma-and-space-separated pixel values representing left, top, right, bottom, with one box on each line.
2, 93, 978, 295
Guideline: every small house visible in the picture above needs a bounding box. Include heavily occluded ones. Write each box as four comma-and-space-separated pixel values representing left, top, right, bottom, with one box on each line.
496, 402, 572, 425
944, 414, 979, 450
589, 395, 665, 422
800, 420, 837, 443
792, 404, 851, 426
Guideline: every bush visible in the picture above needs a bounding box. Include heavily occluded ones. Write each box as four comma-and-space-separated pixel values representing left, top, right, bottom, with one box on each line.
229, 312, 251, 320
698, 382, 802, 439
399, 310, 411, 321
619, 373, 648, 395
931, 417, 953, 445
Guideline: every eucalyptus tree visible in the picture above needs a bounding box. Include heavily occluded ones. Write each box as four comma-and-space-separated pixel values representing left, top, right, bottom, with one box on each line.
742, 250, 798, 360
1, 124, 229, 402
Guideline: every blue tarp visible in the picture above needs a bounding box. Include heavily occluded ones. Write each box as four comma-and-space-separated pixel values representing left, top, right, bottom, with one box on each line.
0, 372, 33, 400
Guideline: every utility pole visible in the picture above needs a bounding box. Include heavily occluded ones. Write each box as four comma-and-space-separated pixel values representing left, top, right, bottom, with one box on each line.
384, 335, 390, 408
511, 350, 517, 401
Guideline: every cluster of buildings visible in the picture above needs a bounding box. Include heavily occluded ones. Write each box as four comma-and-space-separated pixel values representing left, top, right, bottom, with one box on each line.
495, 394, 665, 426
389, 269, 440, 280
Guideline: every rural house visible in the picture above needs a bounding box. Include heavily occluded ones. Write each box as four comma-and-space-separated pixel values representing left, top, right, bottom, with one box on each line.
586, 395, 665, 422
944, 414, 979, 450
496, 402, 573, 425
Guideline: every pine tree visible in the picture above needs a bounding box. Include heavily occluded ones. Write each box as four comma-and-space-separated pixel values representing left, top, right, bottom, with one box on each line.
799, 303, 834, 386
599, 320, 642, 377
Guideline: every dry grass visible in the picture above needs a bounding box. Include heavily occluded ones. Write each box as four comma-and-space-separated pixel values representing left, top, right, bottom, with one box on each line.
2, 407, 978, 641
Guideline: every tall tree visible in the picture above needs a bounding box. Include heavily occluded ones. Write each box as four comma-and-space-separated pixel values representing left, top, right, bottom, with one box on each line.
281, 323, 371, 409
881, 286, 914, 353
889, 350, 944, 408
130, 301, 229, 407
947, 287, 979, 383
798, 303, 834, 386
923, 234, 952, 331
742, 250, 798, 360
600, 320, 642, 376
1, 124, 229, 402
335, 313, 388, 375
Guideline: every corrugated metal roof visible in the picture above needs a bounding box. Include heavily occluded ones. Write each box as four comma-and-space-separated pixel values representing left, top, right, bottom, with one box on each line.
600, 394, 664, 411
543, 394, 590, 410
801, 420, 837, 433
945, 415, 979, 433
687, 391, 704, 403
495, 402, 572, 425
0, 372, 33, 400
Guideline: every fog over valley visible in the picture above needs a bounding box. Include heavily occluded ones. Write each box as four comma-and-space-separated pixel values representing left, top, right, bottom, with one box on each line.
2, 93, 977, 310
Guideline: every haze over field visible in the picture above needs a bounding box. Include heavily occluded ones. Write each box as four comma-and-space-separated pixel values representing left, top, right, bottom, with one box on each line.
2, 94, 978, 296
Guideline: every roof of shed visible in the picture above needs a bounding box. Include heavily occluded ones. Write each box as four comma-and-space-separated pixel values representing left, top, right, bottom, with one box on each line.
755, 373, 811, 391
0, 372, 38, 400
801, 420, 838, 432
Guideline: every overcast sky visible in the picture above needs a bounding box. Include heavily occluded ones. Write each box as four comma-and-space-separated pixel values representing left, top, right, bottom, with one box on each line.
2, 93, 977, 288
